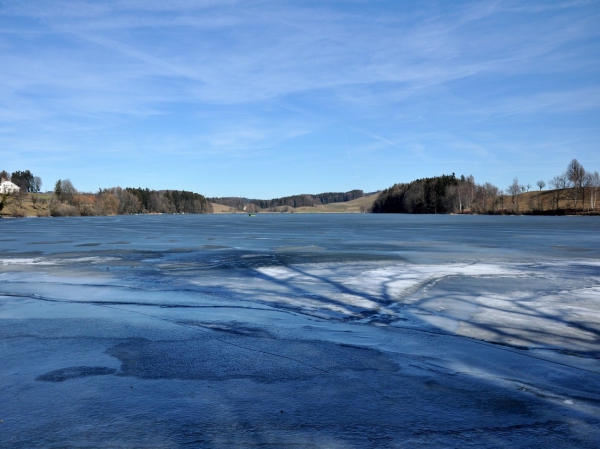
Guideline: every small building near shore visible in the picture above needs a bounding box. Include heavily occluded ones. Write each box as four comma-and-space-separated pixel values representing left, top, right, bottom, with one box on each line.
0, 179, 20, 194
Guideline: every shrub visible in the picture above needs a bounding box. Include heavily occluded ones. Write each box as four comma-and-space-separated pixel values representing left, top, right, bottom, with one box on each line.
50, 202, 80, 217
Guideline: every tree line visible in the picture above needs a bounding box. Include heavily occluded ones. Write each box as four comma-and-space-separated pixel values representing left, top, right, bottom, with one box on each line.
372, 159, 600, 214
0, 169, 43, 213
0, 169, 43, 193
545, 159, 599, 213
3, 158, 599, 217
209, 190, 364, 211
500, 159, 599, 214
123, 187, 212, 214
372, 174, 463, 214
48, 180, 212, 216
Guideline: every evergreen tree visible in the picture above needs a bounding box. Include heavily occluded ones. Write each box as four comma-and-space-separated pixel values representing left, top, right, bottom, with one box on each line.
54, 180, 62, 198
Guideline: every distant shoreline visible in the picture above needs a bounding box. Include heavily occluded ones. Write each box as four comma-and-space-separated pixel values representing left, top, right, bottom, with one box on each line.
3, 210, 599, 219
2, 188, 599, 218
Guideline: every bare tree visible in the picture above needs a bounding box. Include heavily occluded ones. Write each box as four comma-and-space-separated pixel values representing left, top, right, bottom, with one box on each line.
472, 183, 486, 213
566, 159, 586, 210
467, 175, 475, 205
498, 190, 505, 212
100, 193, 119, 215
526, 183, 531, 192
59, 179, 77, 205
484, 183, 499, 212
444, 185, 458, 212
244, 203, 258, 214
456, 176, 473, 212
117, 190, 141, 214
455, 184, 464, 212
533, 180, 545, 211
586, 171, 599, 211
508, 177, 521, 212
549, 174, 568, 211
34, 176, 42, 192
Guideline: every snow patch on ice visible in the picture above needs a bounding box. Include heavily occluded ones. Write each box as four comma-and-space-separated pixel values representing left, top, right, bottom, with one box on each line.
0, 256, 120, 266
0, 258, 54, 265
254, 261, 600, 354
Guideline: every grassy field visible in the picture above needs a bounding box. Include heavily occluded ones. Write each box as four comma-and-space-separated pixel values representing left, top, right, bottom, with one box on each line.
0, 193, 52, 217
479, 188, 599, 215
211, 202, 235, 213
294, 194, 378, 213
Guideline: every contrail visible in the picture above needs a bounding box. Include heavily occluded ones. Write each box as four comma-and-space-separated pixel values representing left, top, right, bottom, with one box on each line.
63, 28, 204, 82
7, 3, 204, 82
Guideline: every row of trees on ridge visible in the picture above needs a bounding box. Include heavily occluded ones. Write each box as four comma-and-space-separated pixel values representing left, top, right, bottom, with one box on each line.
209, 190, 365, 211
0, 169, 43, 193
372, 159, 599, 214
49, 180, 212, 216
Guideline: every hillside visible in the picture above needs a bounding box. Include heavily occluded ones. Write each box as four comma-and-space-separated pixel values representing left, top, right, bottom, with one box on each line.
494, 188, 599, 214
211, 193, 378, 214
0, 193, 52, 217
209, 190, 365, 211
0, 189, 212, 218
294, 193, 378, 213
3, 194, 377, 217
373, 173, 599, 215
211, 202, 233, 213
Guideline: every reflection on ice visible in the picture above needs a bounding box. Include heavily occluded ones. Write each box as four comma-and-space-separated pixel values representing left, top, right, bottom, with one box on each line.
254, 261, 600, 357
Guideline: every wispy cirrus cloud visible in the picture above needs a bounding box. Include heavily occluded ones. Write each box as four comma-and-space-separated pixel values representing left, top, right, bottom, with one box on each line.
0, 0, 598, 195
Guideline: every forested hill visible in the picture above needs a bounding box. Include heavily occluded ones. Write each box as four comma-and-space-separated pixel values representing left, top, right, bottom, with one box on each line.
371, 160, 600, 215
124, 188, 213, 214
372, 175, 463, 214
209, 190, 364, 210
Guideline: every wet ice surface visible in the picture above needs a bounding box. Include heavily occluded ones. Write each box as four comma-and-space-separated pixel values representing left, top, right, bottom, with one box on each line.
1, 215, 600, 448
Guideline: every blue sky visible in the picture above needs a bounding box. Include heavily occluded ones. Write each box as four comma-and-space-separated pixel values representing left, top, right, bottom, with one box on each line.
0, 0, 599, 198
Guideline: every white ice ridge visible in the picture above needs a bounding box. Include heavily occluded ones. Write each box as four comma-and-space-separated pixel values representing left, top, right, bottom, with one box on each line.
0, 256, 120, 266
0, 258, 54, 265
63, 257, 121, 263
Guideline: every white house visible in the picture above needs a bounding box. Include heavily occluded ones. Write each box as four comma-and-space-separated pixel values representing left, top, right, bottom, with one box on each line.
0, 179, 20, 195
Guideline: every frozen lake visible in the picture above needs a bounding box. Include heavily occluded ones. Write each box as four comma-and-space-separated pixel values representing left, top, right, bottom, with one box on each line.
1, 214, 599, 447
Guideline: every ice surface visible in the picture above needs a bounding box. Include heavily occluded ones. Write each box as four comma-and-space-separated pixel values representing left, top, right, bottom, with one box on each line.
1, 214, 599, 447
